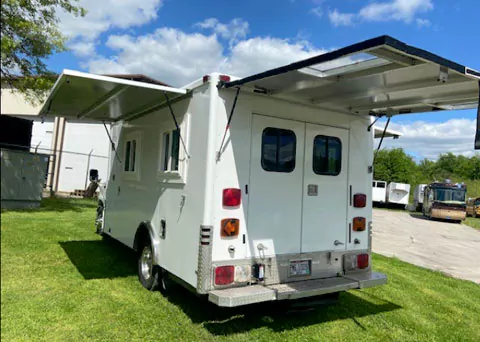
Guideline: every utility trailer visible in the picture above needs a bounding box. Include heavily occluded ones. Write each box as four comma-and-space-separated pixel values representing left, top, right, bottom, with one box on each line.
386, 182, 411, 207
39, 36, 480, 307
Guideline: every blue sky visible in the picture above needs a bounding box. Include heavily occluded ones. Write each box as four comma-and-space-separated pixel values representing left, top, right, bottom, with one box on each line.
49, 0, 479, 159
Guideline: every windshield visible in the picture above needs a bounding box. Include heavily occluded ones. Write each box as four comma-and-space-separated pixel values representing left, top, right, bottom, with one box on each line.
433, 188, 466, 202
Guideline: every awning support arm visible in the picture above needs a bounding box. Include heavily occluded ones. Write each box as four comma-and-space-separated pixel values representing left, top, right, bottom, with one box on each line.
103, 121, 121, 164
367, 116, 382, 132
475, 80, 480, 150
216, 87, 241, 161
163, 92, 190, 158
373, 116, 391, 164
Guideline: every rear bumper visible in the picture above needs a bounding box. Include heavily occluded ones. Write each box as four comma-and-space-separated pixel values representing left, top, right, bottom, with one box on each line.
431, 208, 465, 221
208, 272, 387, 307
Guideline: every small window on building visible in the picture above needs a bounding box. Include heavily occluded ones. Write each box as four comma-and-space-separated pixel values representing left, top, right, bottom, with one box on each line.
161, 128, 181, 172
261, 127, 296, 173
377, 182, 386, 188
124, 139, 137, 172
313, 135, 342, 176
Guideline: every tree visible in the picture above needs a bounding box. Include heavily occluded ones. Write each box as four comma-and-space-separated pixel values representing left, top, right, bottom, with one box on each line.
1, 0, 85, 103
373, 148, 418, 185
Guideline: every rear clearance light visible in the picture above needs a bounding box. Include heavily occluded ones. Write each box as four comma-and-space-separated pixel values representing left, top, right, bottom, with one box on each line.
214, 266, 235, 285
352, 217, 366, 231
202, 75, 210, 83
219, 75, 231, 82
223, 188, 241, 207
357, 254, 369, 269
344, 253, 370, 271
221, 218, 240, 237
353, 194, 367, 208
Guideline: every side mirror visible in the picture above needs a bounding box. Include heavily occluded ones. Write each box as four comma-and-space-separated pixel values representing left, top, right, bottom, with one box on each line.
89, 169, 99, 182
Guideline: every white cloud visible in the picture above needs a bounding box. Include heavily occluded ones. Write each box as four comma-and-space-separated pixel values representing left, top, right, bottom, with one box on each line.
328, 9, 355, 26
359, 0, 433, 23
381, 118, 476, 160
416, 18, 431, 27
86, 21, 328, 87
310, 7, 324, 18
195, 18, 249, 47
58, 0, 163, 41
325, 0, 433, 27
69, 41, 96, 57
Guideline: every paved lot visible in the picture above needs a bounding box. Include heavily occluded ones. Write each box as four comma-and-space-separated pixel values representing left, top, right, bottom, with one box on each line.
372, 209, 480, 283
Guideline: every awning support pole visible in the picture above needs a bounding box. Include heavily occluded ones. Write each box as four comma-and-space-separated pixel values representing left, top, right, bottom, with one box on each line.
373, 116, 391, 164
367, 116, 382, 132
163, 92, 190, 158
475, 80, 480, 150
103, 121, 121, 163
216, 87, 241, 161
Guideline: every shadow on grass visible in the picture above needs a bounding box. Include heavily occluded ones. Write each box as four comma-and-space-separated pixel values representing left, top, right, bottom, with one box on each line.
59, 237, 137, 279
165, 287, 401, 335
2, 197, 97, 213
60, 236, 401, 335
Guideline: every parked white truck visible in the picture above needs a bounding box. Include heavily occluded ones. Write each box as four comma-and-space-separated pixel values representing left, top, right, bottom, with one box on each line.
372, 180, 388, 204
386, 182, 411, 207
39, 36, 479, 307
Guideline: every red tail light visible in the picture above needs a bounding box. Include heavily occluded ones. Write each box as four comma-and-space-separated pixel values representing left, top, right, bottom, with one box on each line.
357, 254, 369, 269
219, 75, 231, 82
215, 265, 235, 285
202, 75, 210, 83
354, 194, 367, 208
223, 188, 241, 207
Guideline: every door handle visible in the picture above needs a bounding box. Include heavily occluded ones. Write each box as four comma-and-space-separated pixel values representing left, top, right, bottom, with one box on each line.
334, 240, 344, 246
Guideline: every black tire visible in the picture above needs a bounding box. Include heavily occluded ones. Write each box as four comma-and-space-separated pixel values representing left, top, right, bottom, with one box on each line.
138, 240, 161, 291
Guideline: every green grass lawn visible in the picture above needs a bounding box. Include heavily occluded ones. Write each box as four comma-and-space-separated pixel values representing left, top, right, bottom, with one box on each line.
464, 217, 480, 230
2, 198, 479, 341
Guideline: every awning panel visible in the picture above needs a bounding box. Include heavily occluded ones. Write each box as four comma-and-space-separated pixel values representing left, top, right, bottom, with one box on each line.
224, 35, 479, 117
39, 70, 187, 122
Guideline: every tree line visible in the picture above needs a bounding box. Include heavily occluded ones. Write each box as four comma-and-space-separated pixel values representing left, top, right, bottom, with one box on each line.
373, 149, 480, 190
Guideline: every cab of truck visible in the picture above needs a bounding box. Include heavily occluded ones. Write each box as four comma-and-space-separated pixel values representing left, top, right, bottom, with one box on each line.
423, 181, 467, 222
466, 197, 480, 218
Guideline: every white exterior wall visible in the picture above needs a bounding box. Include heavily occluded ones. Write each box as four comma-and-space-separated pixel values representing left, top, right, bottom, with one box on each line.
104, 83, 211, 288
57, 122, 109, 192
211, 89, 373, 261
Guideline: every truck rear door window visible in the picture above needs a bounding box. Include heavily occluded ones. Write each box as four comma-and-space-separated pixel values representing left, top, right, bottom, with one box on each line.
261, 127, 296, 173
313, 135, 341, 176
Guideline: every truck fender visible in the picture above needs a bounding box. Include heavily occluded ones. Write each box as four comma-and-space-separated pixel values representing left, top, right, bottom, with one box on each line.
133, 221, 161, 266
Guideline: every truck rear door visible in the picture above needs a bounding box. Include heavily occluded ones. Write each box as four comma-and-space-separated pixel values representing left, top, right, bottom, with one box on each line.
301, 123, 349, 252
247, 114, 349, 256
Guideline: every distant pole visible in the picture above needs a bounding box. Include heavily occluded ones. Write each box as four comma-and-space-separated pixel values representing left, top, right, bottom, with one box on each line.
85, 149, 94, 190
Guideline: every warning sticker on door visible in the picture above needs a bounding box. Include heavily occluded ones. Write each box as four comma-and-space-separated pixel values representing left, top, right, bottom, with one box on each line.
307, 184, 318, 196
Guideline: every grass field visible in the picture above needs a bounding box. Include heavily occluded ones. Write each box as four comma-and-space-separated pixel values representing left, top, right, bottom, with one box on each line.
2, 198, 480, 341
464, 217, 480, 230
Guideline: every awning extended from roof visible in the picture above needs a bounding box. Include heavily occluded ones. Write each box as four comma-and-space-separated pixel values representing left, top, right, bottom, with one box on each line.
38, 70, 188, 122
223, 35, 479, 117
373, 126, 401, 139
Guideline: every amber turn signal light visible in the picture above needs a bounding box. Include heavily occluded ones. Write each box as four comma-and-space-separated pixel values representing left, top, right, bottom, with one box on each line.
352, 217, 366, 231
221, 218, 240, 237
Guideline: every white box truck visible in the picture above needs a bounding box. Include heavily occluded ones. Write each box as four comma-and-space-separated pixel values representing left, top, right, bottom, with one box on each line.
413, 184, 427, 211
372, 180, 388, 203
39, 36, 479, 307
386, 182, 411, 207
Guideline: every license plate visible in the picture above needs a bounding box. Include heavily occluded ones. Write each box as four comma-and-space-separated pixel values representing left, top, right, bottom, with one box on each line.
290, 260, 311, 276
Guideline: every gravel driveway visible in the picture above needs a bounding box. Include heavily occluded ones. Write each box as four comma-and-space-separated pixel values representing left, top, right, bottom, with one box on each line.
372, 209, 480, 283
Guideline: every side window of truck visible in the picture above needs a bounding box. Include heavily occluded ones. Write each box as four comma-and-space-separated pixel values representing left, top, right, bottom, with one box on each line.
161, 128, 180, 172
261, 127, 296, 173
313, 135, 341, 176
124, 139, 137, 172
